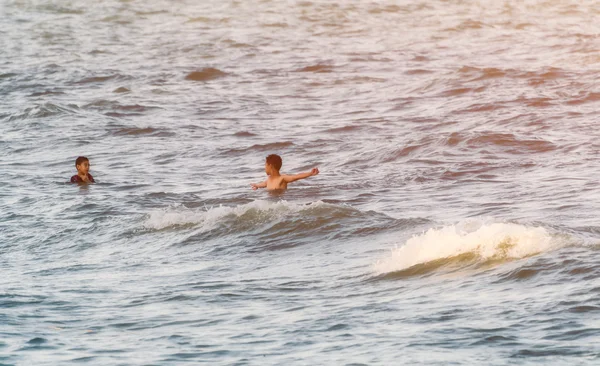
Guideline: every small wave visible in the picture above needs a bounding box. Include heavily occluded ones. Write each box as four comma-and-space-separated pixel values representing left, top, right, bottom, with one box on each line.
113, 87, 130, 93
233, 131, 257, 137
186, 17, 230, 24
145, 200, 324, 231
29, 90, 65, 97
374, 220, 562, 275
439, 87, 480, 97
566, 92, 600, 106
83, 100, 159, 116
7, 103, 78, 121
446, 132, 556, 154
296, 64, 334, 73
404, 69, 433, 75
458, 66, 507, 81
144, 201, 422, 252
262, 22, 289, 28
223, 141, 294, 155
185, 68, 228, 81
322, 125, 363, 133
0, 73, 17, 80
112, 127, 174, 137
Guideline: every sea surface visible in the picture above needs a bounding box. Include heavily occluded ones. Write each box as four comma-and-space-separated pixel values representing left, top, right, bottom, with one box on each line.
1, 0, 600, 364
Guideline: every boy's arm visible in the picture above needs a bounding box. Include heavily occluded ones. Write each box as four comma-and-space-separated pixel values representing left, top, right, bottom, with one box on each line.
283, 168, 319, 184
251, 180, 267, 190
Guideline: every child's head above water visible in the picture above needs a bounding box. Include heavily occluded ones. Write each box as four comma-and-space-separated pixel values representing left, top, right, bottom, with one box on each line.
75, 156, 90, 173
71, 156, 95, 184
265, 154, 282, 175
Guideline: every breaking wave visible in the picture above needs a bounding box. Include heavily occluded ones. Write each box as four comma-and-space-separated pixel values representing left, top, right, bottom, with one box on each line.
374, 220, 565, 275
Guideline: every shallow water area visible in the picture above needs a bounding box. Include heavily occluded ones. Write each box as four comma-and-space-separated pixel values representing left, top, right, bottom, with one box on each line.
1, 0, 600, 365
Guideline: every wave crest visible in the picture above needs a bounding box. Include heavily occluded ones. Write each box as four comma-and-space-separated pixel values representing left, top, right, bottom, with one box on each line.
374, 220, 559, 275
145, 200, 333, 231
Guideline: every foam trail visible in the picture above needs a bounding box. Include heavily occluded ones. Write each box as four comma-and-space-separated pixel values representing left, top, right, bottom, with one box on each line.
374, 220, 557, 274
145, 200, 329, 231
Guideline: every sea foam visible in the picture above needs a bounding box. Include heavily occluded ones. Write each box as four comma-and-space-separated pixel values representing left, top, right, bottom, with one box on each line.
144, 200, 330, 231
374, 219, 558, 274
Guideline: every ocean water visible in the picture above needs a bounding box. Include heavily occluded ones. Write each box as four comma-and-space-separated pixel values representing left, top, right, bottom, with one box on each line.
1, 0, 600, 364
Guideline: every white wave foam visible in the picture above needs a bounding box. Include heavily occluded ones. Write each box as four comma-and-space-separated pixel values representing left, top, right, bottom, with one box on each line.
144, 200, 330, 231
374, 219, 558, 274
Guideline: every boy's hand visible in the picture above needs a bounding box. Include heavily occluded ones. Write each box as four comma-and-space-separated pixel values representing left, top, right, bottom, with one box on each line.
311, 168, 319, 176
251, 184, 258, 190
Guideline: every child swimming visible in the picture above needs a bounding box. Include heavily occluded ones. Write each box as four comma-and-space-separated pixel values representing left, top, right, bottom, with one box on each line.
70, 156, 95, 184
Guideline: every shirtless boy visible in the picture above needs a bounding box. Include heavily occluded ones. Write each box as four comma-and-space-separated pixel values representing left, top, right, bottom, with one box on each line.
70, 156, 95, 184
251, 154, 318, 190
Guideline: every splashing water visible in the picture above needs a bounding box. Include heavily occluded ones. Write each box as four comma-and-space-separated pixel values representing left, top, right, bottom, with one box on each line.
374, 220, 559, 274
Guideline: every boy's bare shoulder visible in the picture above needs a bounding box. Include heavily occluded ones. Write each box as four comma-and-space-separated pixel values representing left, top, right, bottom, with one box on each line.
267, 176, 287, 190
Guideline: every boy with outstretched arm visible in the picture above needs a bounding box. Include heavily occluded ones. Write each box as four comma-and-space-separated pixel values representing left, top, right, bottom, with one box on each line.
251, 154, 318, 190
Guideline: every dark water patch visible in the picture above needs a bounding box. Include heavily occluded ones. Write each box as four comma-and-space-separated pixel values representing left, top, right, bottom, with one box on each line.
27, 337, 47, 345
469, 335, 519, 346
185, 16, 230, 24
521, 97, 554, 107
497, 267, 540, 282
0, 73, 18, 80
404, 69, 433, 75
29, 90, 65, 97
100, 15, 133, 25
458, 66, 507, 81
322, 125, 364, 133
262, 22, 289, 28
374, 253, 479, 280
185, 68, 228, 81
233, 131, 257, 137
89, 49, 112, 55
445, 19, 487, 31
568, 306, 600, 313
113, 87, 130, 93
222, 141, 294, 155
416, 309, 466, 324
111, 127, 174, 137
71, 356, 97, 362
439, 87, 479, 97
368, 4, 404, 14
135, 10, 169, 16
296, 64, 334, 73
0, 294, 46, 308
511, 346, 588, 358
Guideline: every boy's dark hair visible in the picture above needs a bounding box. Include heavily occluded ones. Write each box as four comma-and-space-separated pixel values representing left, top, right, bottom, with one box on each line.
75, 156, 89, 167
266, 154, 282, 171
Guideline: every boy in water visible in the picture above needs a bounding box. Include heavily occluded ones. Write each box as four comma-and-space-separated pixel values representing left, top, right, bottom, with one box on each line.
251, 154, 319, 190
70, 156, 95, 184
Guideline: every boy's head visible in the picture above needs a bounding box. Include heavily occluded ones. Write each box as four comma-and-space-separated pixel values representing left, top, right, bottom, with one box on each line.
75, 156, 90, 174
265, 154, 282, 175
